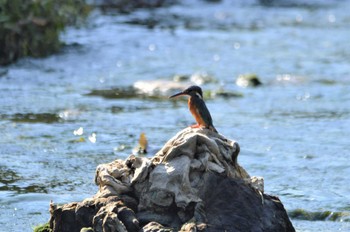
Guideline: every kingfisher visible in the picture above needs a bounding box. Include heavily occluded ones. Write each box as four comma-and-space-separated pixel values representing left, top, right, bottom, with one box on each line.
170, 85, 218, 133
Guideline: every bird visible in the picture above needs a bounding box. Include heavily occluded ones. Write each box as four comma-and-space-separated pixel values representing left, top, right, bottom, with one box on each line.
169, 85, 218, 133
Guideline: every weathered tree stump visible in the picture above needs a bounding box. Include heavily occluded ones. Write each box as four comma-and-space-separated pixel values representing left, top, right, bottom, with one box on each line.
48, 128, 295, 232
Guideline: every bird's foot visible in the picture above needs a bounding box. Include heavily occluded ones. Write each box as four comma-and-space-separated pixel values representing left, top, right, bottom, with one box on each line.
190, 124, 203, 129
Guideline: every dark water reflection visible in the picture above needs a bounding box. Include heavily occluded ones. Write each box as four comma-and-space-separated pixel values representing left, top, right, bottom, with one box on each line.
1, 0, 350, 231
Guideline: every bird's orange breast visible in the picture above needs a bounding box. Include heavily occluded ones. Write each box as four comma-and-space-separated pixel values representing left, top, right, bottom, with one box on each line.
188, 98, 207, 126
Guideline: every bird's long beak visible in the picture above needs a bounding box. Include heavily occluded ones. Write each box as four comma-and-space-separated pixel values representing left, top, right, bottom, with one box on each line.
169, 91, 185, 98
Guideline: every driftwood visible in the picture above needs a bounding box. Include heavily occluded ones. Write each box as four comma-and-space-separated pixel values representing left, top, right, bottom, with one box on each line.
49, 128, 295, 232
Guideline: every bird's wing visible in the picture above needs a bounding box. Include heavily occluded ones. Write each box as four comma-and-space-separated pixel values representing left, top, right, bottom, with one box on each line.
196, 99, 214, 127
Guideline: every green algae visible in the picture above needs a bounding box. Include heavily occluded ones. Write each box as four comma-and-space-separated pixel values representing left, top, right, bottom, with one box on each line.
86, 86, 169, 100
33, 222, 51, 232
289, 209, 350, 222
86, 87, 140, 99
0, 113, 62, 123
0, 0, 90, 65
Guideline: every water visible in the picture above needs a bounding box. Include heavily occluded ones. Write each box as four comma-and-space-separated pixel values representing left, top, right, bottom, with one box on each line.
1, 0, 350, 231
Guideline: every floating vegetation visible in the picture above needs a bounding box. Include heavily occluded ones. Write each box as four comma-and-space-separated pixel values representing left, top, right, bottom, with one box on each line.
85, 86, 140, 99
201, 89, 243, 99
289, 209, 350, 222
212, 89, 244, 98
0, 182, 48, 194
33, 222, 51, 232
315, 79, 337, 85
0, 113, 62, 123
69, 137, 86, 143
110, 106, 124, 113
0, 166, 21, 185
124, 16, 170, 29
1, 166, 50, 194
110, 105, 150, 114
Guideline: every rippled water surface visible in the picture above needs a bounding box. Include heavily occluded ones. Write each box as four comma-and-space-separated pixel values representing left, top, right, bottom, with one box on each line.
1, 1, 350, 231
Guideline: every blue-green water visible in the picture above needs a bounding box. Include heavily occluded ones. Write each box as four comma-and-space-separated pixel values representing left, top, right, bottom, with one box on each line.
1, 1, 350, 231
